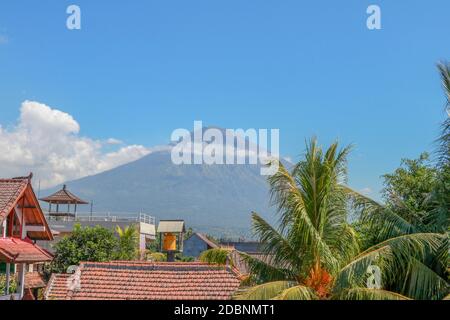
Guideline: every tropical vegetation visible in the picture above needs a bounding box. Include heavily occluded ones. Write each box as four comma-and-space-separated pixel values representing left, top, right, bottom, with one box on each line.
51, 224, 140, 273
230, 63, 450, 300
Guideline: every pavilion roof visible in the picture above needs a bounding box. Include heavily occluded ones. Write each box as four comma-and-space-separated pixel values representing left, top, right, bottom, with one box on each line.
40, 185, 89, 204
0, 178, 28, 221
0, 237, 53, 263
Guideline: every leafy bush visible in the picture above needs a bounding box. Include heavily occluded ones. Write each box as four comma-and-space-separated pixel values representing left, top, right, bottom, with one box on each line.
0, 274, 17, 294
51, 224, 123, 273
199, 248, 232, 266
146, 252, 167, 262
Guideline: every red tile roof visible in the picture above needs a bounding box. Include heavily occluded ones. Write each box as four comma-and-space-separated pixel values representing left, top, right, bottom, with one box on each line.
45, 261, 242, 300
0, 178, 28, 220
45, 273, 71, 300
0, 238, 53, 263
25, 272, 47, 289
40, 185, 88, 204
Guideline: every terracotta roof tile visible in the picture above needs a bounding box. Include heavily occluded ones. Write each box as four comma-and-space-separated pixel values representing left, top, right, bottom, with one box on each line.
0, 238, 53, 263
45, 261, 241, 300
0, 178, 28, 220
40, 185, 88, 204
25, 272, 47, 289
45, 273, 71, 300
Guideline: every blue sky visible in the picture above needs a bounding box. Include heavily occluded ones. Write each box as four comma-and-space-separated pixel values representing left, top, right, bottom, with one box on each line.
0, 0, 449, 198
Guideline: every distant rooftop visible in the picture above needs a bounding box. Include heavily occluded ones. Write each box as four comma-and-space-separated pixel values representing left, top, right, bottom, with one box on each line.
40, 185, 88, 205
157, 220, 186, 233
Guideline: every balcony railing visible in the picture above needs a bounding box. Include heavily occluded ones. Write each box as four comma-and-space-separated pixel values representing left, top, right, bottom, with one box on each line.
44, 212, 156, 225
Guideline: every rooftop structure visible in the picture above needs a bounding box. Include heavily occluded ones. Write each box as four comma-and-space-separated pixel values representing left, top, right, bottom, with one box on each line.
0, 174, 53, 300
157, 220, 185, 261
45, 261, 242, 300
38, 212, 157, 254
40, 185, 89, 219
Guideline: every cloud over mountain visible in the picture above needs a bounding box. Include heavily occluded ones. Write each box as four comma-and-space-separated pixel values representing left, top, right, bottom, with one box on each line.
0, 101, 153, 188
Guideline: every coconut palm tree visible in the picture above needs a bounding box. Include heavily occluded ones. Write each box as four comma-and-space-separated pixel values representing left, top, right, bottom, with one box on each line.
234, 138, 448, 300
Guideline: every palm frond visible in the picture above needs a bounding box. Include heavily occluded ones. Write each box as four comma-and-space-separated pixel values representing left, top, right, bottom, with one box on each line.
267, 160, 339, 272
199, 248, 232, 266
345, 186, 419, 239
335, 288, 411, 300
334, 233, 447, 292
238, 251, 295, 282
234, 281, 295, 300
402, 258, 449, 300
272, 285, 318, 300
251, 213, 302, 271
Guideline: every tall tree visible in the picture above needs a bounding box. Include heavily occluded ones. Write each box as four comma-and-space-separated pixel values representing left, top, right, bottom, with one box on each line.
52, 224, 119, 273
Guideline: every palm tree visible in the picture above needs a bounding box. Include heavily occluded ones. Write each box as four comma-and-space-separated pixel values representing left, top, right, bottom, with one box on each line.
436, 62, 450, 167
427, 63, 450, 233
115, 225, 139, 260
235, 139, 448, 300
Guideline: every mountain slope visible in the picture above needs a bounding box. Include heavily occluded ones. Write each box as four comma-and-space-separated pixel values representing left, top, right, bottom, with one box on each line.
41, 149, 279, 238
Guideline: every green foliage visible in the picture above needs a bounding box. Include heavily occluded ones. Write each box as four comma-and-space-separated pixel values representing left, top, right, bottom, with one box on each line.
176, 254, 195, 262
237, 138, 449, 300
382, 153, 439, 226
0, 273, 16, 294
146, 233, 161, 252
351, 220, 380, 251
199, 248, 231, 266
146, 251, 167, 262
115, 225, 139, 260
51, 224, 119, 273
184, 227, 194, 240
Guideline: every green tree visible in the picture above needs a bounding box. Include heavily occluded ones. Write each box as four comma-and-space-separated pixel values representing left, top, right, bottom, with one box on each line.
51, 224, 119, 273
381, 153, 439, 228
115, 225, 139, 260
199, 248, 232, 266
235, 139, 447, 300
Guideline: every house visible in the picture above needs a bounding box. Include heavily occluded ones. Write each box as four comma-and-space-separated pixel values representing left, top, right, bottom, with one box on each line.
183, 232, 219, 258
44, 261, 242, 300
0, 174, 53, 300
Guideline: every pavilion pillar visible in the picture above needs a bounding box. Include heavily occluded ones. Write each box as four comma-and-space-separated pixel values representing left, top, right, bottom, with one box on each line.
16, 263, 26, 299
4, 263, 10, 295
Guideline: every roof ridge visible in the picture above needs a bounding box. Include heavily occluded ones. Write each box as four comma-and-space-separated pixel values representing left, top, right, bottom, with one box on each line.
43, 273, 58, 300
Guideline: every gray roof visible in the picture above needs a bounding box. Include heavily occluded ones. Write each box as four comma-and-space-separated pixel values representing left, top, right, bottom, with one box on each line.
157, 220, 185, 233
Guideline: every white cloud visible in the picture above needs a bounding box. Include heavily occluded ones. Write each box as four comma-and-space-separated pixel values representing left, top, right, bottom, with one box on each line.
106, 138, 123, 145
0, 101, 155, 188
